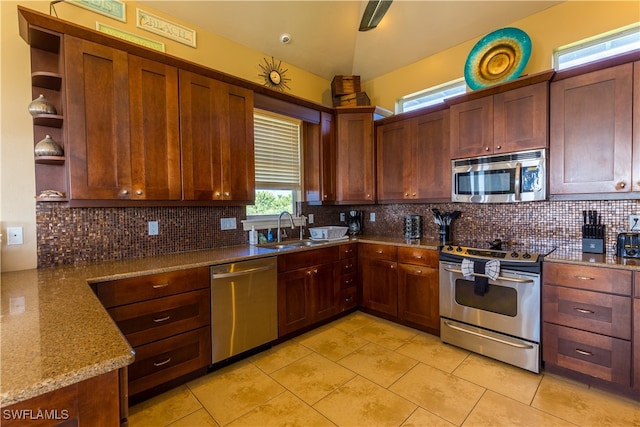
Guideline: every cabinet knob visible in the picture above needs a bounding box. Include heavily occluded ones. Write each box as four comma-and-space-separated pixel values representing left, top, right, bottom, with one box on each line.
313, 269, 318, 274
215, 192, 221, 197
224, 192, 230, 197
136, 189, 143, 196
323, 194, 328, 199
404, 193, 409, 197
412, 193, 416, 197
121, 190, 129, 195
496, 145, 502, 150
617, 181, 626, 189
484, 147, 490, 151
366, 194, 371, 199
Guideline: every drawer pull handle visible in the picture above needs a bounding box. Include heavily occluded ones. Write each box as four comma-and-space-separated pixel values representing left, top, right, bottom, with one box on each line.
575, 348, 594, 357
416, 270, 422, 274
574, 276, 594, 281
152, 283, 170, 289
345, 296, 353, 302
574, 307, 594, 314
153, 315, 171, 323
153, 357, 172, 367
414, 255, 422, 259
345, 264, 353, 269
344, 279, 353, 285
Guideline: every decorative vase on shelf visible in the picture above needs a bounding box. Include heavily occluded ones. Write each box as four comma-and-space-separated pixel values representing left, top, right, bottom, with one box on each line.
28, 94, 57, 116
34, 135, 63, 157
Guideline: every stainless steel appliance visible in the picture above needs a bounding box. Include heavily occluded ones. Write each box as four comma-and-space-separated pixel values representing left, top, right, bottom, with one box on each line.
439, 243, 549, 373
616, 232, 640, 258
452, 149, 546, 203
211, 257, 277, 363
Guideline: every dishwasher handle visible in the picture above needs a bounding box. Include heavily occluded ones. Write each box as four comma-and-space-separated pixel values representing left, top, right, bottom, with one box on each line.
212, 264, 275, 279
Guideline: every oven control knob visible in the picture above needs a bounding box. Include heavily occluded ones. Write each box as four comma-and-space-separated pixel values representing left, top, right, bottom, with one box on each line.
522, 252, 531, 259
447, 245, 453, 251
456, 246, 463, 252
511, 251, 519, 258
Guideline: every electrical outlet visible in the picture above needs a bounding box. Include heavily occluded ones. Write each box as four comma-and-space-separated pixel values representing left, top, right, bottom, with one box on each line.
629, 215, 640, 231
7, 227, 23, 245
308, 214, 314, 224
148, 221, 159, 236
340, 212, 346, 222
370, 212, 376, 222
221, 217, 237, 230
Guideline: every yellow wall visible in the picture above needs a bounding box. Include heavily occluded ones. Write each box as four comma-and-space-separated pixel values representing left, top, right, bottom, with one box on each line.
1, 1, 637, 271
364, 1, 640, 109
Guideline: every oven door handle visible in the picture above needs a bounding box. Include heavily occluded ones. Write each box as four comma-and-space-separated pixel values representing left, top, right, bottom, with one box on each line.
443, 320, 534, 349
443, 267, 534, 283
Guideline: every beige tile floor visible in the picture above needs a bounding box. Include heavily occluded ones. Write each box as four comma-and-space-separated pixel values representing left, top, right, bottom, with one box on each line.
129, 312, 640, 427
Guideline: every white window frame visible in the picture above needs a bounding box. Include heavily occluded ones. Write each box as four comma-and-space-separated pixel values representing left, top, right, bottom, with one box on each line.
397, 78, 466, 113
554, 24, 640, 71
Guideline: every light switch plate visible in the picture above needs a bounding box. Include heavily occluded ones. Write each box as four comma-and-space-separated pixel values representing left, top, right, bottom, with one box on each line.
148, 221, 159, 236
629, 215, 640, 231
308, 214, 314, 224
221, 217, 237, 230
7, 227, 23, 245
370, 212, 376, 222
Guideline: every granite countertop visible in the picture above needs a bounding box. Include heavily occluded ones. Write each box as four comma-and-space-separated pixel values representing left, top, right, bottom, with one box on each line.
1, 235, 636, 407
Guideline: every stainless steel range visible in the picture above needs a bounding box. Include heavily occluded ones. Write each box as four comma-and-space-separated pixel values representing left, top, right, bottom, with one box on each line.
439, 242, 552, 373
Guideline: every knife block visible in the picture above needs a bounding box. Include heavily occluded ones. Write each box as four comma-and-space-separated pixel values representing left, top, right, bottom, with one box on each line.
582, 238, 604, 254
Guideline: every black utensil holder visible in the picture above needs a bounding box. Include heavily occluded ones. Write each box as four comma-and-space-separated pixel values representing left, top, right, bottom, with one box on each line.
439, 225, 451, 245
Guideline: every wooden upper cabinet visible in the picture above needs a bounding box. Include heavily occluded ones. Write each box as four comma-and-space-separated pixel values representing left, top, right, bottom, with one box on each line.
334, 108, 375, 204
450, 82, 548, 159
377, 108, 450, 202
550, 63, 633, 195
179, 70, 255, 203
64, 37, 181, 201
632, 61, 640, 192
303, 111, 335, 203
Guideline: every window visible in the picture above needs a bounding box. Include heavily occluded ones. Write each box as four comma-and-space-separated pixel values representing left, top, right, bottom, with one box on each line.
398, 78, 466, 113
554, 25, 640, 70
247, 110, 302, 216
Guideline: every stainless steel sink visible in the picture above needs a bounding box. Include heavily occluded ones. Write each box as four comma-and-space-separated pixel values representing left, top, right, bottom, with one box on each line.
256, 239, 327, 250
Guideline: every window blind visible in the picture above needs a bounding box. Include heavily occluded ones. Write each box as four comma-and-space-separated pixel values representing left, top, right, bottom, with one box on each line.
253, 111, 301, 189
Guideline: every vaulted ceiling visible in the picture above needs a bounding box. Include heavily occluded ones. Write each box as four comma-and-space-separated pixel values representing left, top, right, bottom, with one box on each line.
141, 1, 562, 81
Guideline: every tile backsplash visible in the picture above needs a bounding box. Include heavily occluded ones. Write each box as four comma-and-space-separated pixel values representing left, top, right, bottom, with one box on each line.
37, 199, 640, 268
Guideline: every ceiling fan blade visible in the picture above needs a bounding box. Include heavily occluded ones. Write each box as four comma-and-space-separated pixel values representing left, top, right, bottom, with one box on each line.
359, 0, 393, 31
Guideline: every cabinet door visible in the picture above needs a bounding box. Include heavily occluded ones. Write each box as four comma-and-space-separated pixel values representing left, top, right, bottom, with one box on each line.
494, 82, 548, 152
180, 71, 255, 202
335, 111, 375, 203
450, 97, 493, 159
398, 263, 439, 330
413, 109, 451, 200
360, 257, 397, 316
634, 273, 639, 391
312, 261, 341, 322
278, 268, 313, 336
65, 36, 131, 200
377, 120, 410, 202
550, 63, 633, 194
129, 55, 181, 200
303, 121, 322, 202
633, 61, 640, 192
320, 111, 336, 202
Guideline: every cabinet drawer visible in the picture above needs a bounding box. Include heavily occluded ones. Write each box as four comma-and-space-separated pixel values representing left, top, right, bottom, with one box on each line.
96, 267, 210, 307
543, 322, 631, 386
278, 246, 339, 272
543, 285, 632, 340
340, 243, 357, 259
341, 287, 357, 311
128, 326, 211, 396
341, 258, 357, 275
543, 263, 632, 296
341, 272, 357, 290
108, 289, 210, 347
359, 243, 397, 261
398, 247, 438, 267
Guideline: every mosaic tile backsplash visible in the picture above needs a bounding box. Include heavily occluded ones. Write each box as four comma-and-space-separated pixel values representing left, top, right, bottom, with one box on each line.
37, 199, 640, 268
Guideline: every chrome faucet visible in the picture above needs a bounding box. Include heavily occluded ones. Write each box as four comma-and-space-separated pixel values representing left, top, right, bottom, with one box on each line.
277, 211, 295, 242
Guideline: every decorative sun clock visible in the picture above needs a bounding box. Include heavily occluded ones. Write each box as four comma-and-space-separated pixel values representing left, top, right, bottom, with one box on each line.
259, 56, 291, 91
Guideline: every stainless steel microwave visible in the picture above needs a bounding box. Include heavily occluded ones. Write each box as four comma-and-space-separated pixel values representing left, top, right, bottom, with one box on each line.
451, 149, 546, 203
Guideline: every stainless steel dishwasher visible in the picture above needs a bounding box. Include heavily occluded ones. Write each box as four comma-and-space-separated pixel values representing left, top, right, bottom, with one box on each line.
210, 256, 278, 364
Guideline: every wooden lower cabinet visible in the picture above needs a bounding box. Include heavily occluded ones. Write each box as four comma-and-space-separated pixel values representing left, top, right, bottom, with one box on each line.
277, 247, 341, 336
360, 246, 398, 316
1, 370, 122, 427
542, 262, 636, 395
397, 247, 439, 331
339, 243, 358, 312
94, 267, 211, 399
634, 273, 640, 391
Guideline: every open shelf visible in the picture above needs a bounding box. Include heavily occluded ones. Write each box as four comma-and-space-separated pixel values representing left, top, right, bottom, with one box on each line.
32, 71, 62, 90
33, 114, 63, 128
35, 155, 65, 165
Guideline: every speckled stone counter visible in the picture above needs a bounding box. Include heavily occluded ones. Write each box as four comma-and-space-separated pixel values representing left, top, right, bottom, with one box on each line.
0, 245, 279, 407
544, 248, 640, 271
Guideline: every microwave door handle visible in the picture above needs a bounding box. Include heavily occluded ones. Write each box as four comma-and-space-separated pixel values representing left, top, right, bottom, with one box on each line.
514, 162, 522, 201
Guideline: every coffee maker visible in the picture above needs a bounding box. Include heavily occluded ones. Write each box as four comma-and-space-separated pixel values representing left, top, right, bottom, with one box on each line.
345, 210, 363, 236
